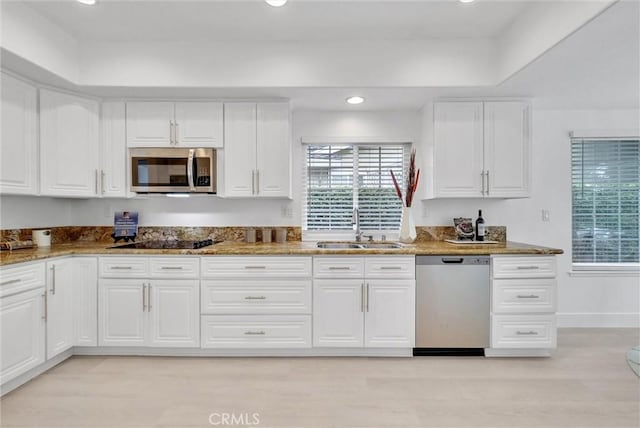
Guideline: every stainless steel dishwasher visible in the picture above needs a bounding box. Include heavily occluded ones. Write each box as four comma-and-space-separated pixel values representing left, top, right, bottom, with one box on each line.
414, 256, 490, 356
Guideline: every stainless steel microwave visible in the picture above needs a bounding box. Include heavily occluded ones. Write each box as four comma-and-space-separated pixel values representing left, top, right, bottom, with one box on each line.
130, 148, 216, 194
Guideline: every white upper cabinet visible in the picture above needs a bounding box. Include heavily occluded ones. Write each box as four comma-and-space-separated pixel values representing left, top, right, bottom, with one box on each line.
256, 102, 291, 197
126, 102, 223, 148
432, 100, 531, 199
223, 102, 291, 198
223, 103, 257, 197
433, 102, 484, 198
0, 74, 38, 195
483, 101, 530, 198
100, 102, 127, 198
40, 90, 100, 197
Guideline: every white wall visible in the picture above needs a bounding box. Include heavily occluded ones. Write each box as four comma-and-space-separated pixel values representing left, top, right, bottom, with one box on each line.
0, 195, 72, 229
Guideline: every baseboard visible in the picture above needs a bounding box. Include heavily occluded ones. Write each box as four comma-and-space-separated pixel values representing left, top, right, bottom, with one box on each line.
0, 349, 73, 397
73, 346, 413, 358
557, 312, 640, 328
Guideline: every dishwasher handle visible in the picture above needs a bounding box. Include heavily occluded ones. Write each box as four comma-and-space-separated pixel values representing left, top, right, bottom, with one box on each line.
441, 258, 464, 264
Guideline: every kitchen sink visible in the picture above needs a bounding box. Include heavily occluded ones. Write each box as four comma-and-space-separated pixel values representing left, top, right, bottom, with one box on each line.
316, 241, 404, 249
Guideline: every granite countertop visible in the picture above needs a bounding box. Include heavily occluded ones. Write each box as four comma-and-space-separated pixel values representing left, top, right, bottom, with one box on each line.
0, 240, 563, 267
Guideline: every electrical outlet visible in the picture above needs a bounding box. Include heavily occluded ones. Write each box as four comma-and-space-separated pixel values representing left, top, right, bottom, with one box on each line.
281, 205, 293, 219
541, 209, 550, 222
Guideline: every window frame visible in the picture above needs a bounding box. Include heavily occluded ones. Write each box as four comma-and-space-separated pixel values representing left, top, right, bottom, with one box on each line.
301, 138, 412, 242
570, 133, 640, 273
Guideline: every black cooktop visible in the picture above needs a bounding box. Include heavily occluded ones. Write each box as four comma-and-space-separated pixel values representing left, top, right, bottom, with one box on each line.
108, 239, 221, 250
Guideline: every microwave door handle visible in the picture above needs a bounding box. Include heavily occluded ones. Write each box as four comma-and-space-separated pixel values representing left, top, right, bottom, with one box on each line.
187, 149, 196, 190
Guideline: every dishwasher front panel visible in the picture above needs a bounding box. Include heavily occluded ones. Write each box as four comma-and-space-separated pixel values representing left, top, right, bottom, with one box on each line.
415, 256, 490, 351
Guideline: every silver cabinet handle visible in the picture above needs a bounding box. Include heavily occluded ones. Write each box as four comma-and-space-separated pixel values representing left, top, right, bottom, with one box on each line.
365, 282, 370, 312
328, 266, 350, 270
481, 170, 486, 195
187, 149, 196, 191
244, 296, 266, 300
486, 170, 490, 195
244, 266, 266, 269
161, 266, 184, 270
0, 278, 21, 286
111, 266, 133, 270
50, 265, 56, 295
42, 293, 47, 321
95, 169, 99, 194
244, 331, 265, 336
101, 170, 106, 194
361, 283, 364, 313
380, 266, 402, 270
516, 331, 538, 336
142, 283, 147, 312
251, 170, 256, 195
169, 121, 174, 145
174, 122, 180, 145
147, 284, 152, 312
516, 266, 540, 270
256, 170, 260, 195
517, 294, 540, 299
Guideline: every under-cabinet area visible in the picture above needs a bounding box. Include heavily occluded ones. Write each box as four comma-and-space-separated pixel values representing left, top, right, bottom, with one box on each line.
0, 252, 559, 395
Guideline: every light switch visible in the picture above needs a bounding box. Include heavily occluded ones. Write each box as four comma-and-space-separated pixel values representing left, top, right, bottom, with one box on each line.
542, 209, 550, 222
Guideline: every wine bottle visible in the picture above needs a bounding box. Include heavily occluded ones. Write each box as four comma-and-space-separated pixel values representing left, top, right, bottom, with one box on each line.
475, 209, 485, 241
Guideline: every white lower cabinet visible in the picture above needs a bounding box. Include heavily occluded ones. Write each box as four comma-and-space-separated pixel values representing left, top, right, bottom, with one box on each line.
98, 257, 200, 348
490, 255, 558, 354
200, 256, 312, 348
73, 258, 98, 346
313, 256, 415, 348
0, 286, 46, 385
46, 259, 74, 359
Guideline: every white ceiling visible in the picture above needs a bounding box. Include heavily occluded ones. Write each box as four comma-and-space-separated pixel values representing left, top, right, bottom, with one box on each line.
20, 0, 528, 42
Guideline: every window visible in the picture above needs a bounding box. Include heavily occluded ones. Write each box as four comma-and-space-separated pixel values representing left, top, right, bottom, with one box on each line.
571, 138, 640, 266
304, 144, 408, 233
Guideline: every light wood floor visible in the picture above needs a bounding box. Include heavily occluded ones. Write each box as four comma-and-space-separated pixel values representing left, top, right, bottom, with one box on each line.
1, 328, 638, 428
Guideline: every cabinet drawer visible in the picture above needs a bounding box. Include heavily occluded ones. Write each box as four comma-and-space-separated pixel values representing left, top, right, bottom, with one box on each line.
201, 315, 311, 348
201, 279, 311, 315
313, 257, 365, 278
492, 279, 556, 314
491, 314, 556, 349
0, 262, 45, 297
201, 257, 311, 278
492, 256, 556, 279
149, 257, 199, 278
365, 257, 415, 279
99, 257, 149, 278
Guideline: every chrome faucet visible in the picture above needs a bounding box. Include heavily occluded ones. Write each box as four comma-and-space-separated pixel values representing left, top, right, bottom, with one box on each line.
353, 208, 363, 242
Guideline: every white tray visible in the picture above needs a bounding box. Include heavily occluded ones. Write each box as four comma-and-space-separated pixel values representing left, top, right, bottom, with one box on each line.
445, 239, 499, 245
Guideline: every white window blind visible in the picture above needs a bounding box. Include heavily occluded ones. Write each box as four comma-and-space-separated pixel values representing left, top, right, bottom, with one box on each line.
571, 138, 640, 264
304, 144, 408, 232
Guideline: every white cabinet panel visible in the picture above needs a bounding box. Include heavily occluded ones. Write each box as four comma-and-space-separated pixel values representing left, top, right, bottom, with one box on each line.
99, 257, 149, 278
0, 262, 45, 297
491, 314, 557, 349
364, 280, 415, 348
492, 256, 557, 279
313, 257, 365, 279
0, 73, 38, 195
256, 102, 290, 197
364, 257, 415, 279
46, 259, 74, 359
175, 102, 223, 148
223, 103, 257, 197
201, 279, 311, 315
149, 257, 199, 278
0, 287, 46, 384
148, 280, 199, 348
484, 101, 530, 198
433, 102, 484, 197
98, 279, 147, 346
40, 90, 99, 197
313, 280, 364, 347
201, 256, 311, 279
100, 102, 127, 198
492, 278, 556, 314
201, 315, 311, 349
126, 102, 174, 147
73, 258, 98, 347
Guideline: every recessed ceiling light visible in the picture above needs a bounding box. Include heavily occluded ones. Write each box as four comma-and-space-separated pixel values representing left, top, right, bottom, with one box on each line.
346, 96, 365, 105
459, 0, 476, 3
265, 0, 287, 7
77, 0, 97, 5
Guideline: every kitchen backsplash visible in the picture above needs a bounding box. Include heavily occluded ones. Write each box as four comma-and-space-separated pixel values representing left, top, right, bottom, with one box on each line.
1, 226, 506, 243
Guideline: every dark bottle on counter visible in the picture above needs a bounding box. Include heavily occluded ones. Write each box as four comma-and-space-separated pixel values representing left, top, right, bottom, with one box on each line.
475, 209, 485, 241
